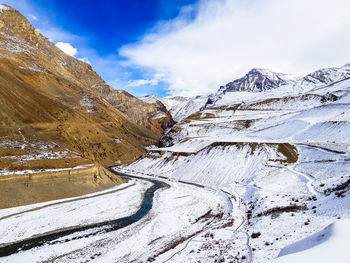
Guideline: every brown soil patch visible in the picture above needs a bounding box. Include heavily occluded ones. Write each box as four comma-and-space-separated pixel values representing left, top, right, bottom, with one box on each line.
257, 205, 307, 218
6, 158, 91, 171
0, 165, 125, 209
277, 143, 298, 163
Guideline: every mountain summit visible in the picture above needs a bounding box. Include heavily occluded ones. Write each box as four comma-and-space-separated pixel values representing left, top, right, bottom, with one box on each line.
219, 68, 294, 93
219, 64, 350, 95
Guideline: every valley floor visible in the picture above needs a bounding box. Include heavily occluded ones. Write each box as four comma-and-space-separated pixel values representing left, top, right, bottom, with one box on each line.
0, 149, 350, 263
1, 163, 349, 262
1, 73, 350, 262
0, 170, 240, 263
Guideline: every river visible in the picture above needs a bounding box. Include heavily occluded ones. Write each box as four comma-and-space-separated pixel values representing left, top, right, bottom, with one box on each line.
0, 169, 169, 258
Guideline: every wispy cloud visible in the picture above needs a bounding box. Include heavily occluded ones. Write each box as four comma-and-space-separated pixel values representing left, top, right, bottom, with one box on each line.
27, 14, 37, 21
120, 0, 350, 96
38, 27, 81, 43
127, 79, 157, 87
127, 73, 164, 87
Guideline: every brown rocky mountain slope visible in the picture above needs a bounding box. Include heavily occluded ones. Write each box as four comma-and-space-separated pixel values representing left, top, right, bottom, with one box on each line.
0, 5, 173, 207
0, 5, 173, 167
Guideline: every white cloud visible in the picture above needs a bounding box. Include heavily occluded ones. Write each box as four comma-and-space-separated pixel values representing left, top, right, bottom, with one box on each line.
127, 73, 165, 87
55, 42, 78, 57
55, 42, 91, 65
120, 0, 350, 96
127, 78, 159, 87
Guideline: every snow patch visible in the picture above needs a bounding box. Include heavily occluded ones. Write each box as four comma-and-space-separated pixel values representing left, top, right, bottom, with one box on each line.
272, 220, 350, 263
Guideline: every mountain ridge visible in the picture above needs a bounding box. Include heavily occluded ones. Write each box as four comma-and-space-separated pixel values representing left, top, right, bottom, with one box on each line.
0, 5, 173, 167
0, 5, 172, 207
151, 63, 350, 123
219, 68, 295, 93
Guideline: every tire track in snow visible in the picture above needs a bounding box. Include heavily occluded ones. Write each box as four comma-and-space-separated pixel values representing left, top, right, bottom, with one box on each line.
132, 176, 235, 262
285, 166, 319, 196
232, 185, 252, 263
161, 183, 249, 263
267, 163, 321, 196
298, 143, 346, 155
112, 170, 250, 262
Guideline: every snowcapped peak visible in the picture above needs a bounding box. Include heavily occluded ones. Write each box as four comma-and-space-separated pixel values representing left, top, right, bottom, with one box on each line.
219, 68, 293, 93
249, 67, 274, 75
302, 66, 350, 86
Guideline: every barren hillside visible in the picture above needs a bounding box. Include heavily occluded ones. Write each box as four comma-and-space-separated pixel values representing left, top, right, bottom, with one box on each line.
0, 5, 172, 207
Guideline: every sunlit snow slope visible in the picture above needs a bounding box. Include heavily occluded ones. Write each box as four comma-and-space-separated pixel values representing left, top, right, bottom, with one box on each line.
124, 64, 350, 262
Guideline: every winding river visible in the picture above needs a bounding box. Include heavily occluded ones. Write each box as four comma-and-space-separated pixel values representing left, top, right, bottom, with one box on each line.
0, 169, 169, 258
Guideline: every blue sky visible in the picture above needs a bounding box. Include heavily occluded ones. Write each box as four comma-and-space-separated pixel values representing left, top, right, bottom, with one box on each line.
3, 0, 350, 97
2, 0, 198, 97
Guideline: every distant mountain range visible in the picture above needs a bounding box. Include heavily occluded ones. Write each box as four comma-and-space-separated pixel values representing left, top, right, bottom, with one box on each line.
147, 63, 350, 122
219, 64, 350, 94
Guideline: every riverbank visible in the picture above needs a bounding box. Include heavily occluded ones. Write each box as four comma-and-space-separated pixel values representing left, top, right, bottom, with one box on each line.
0, 165, 125, 209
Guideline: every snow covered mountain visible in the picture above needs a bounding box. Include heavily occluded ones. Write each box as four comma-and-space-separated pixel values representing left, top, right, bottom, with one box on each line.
218, 64, 350, 96
219, 68, 296, 93
120, 63, 350, 262
160, 96, 208, 122
206, 63, 350, 111
305, 66, 350, 85
290, 64, 350, 93
149, 65, 350, 124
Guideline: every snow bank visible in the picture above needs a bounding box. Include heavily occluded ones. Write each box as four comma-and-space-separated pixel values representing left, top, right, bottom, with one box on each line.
271, 219, 350, 263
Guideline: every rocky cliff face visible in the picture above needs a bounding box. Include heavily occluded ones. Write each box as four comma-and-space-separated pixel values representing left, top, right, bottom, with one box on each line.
0, 5, 172, 172
109, 91, 175, 135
